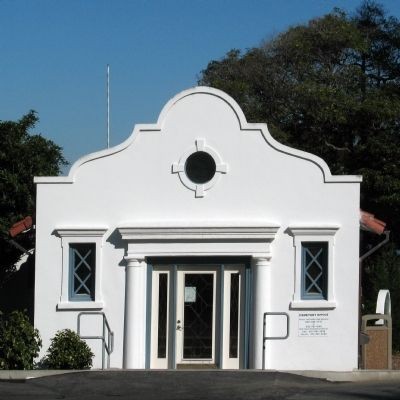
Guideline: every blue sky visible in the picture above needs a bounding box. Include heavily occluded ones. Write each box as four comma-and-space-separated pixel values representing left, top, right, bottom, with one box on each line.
2, 0, 400, 172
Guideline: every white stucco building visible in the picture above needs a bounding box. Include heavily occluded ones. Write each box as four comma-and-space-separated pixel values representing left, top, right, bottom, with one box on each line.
34, 87, 362, 370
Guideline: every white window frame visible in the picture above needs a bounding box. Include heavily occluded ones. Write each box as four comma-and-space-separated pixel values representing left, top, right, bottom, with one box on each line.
150, 267, 171, 369
55, 228, 107, 310
288, 226, 339, 309
222, 265, 245, 369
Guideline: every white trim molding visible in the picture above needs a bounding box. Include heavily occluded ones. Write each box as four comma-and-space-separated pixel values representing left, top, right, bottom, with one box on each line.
118, 223, 280, 259
55, 228, 108, 238
54, 227, 108, 310
119, 225, 279, 241
57, 301, 104, 310
172, 138, 227, 197
287, 226, 339, 310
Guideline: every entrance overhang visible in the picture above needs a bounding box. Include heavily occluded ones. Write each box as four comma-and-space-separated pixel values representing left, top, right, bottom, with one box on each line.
118, 223, 280, 259
117, 222, 280, 370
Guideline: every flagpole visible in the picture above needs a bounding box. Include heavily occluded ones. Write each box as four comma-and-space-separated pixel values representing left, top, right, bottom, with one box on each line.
107, 64, 110, 148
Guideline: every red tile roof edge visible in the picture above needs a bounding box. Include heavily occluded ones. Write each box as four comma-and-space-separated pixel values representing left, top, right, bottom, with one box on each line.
360, 210, 386, 235
9, 216, 33, 238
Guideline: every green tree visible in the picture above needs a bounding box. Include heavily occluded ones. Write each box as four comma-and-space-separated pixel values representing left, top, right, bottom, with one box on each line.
199, 0, 400, 244
0, 310, 42, 369
0, 111, 67, 287
200, 0, 400, 349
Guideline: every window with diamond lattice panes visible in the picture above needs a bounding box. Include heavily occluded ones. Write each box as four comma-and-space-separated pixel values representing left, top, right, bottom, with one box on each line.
301, 242, 328, 300
69, 243, 96, 301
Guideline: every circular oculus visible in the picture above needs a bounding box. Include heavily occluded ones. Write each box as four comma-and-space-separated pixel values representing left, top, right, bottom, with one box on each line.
184, 151, 216, 184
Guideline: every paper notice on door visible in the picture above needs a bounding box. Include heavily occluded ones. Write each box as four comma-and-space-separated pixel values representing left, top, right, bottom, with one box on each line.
185, 286, 196, 302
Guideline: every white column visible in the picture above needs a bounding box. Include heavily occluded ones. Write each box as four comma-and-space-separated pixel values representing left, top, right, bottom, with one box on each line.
123, 256, 146, 369
250, 257, 270, 369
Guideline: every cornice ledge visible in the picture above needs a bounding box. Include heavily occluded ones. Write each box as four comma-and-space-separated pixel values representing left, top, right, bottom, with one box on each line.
287, 226, 340, 237
118, 225, 280, 242
55, 228, 108, 237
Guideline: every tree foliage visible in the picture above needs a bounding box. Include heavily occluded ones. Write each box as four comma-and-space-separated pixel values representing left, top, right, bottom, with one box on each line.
199, 0, 400, 243
200, 1, 400, 349
0, 111, 67, 287
0, 310, 42, 369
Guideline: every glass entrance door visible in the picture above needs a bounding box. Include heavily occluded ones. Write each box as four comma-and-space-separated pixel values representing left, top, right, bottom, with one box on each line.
150, 263, 246, 369
176, 269, 217, 366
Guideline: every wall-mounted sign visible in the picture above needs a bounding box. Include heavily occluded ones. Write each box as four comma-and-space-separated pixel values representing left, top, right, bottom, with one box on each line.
298, 312, 329, 337
185, 286, 196, 303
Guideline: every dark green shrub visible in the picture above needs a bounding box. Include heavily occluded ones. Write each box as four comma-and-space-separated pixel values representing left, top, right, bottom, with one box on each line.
0, 310, 42, 369
44, 329, 94, 369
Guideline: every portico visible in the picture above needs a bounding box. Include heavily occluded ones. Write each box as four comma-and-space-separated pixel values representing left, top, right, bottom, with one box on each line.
118, 224, 279, 369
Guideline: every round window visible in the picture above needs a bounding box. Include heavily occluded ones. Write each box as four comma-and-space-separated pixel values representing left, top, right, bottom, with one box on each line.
185, 151, 216, 184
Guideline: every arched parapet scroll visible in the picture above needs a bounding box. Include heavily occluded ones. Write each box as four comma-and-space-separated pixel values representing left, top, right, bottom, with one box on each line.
34, 86, 362, 185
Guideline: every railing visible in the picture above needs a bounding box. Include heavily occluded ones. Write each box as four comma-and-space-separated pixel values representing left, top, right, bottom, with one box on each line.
77, 312, 114, 370
262, 312, 290, 370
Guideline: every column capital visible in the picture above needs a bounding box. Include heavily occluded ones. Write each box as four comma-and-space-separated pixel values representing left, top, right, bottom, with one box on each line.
124, 255, 145, 267
251, 256, 271, 267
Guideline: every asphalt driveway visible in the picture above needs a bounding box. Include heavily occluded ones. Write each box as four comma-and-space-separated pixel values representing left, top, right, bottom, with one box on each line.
1, 370, 400, 400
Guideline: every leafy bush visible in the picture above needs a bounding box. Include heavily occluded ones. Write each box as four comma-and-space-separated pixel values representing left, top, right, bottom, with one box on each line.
44, 329, 94, 369
0, 310, 42, 370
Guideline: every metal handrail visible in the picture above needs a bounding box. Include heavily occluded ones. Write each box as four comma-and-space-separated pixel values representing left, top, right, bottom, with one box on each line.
263, 312, 290, 341
262, 312, 290, 370
77, 312, 114, 370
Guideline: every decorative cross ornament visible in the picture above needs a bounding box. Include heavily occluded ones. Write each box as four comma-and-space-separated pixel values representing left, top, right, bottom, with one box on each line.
172, 138, 228, 197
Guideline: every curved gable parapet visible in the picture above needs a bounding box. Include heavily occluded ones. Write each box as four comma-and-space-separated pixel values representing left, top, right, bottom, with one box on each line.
250, 123, 362, 183
34, 121, 157, 184
34, 86, 362, 184
155, 86, 248, 129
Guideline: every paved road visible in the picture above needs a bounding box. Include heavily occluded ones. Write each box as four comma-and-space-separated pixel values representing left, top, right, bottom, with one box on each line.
1, 371, 400, 400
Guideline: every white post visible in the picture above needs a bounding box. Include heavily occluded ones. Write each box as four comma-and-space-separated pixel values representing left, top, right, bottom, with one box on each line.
123, 256, 146, 369
250, 257, 270, 369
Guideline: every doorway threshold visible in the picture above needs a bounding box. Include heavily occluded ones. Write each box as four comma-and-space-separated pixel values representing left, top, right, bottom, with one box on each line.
176, 364, 218, 370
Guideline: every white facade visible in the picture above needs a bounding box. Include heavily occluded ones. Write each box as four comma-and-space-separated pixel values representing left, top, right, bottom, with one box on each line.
34, 87, 362, 371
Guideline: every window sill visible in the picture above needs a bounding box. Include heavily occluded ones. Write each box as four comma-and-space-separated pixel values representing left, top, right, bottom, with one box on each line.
290, 300, 336, 310
57, 301, 104, 311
